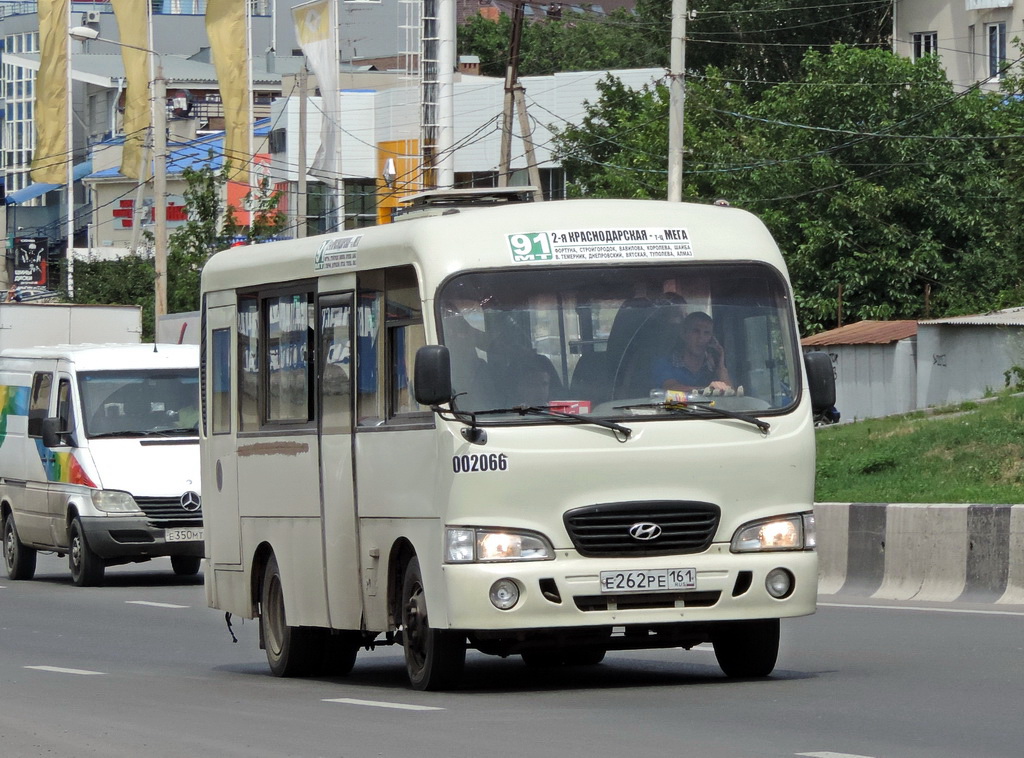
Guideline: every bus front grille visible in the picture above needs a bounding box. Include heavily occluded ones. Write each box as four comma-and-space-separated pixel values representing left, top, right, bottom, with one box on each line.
564, 501, 720, 557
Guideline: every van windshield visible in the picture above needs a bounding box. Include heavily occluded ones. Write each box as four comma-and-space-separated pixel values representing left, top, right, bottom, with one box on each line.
79, 369, 200, 438
437, 263, 801, 420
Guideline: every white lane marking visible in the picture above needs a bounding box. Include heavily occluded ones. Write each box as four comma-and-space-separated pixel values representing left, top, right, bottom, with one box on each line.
125, 600, 189, 609
323, 698, 444, 711
819, 602, 1024, 617
25, 665, 105, 676
797, 752, 878, 758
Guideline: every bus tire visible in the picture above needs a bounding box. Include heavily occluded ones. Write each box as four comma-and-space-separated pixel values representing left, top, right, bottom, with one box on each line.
170, 555, 202, 576
260, 554, 321, 677
69, 518, 105, 587
712, 618, 780, 678
401, 557, 466, 691
3, 512, 37, 580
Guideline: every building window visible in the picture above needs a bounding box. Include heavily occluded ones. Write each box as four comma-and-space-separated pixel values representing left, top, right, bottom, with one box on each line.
988, 22, 1007, 79
912, 32, 938, 61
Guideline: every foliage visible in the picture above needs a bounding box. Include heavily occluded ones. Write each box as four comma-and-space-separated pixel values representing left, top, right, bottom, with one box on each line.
457, 0, 890, 85
165, 164, 286, 314
815, 393, 1024, 503
70, 253, 156, 340
552, 46, 1024, 333
70, 163, 286, 334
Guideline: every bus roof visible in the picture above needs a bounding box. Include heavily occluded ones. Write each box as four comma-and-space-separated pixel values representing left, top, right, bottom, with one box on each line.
201, 198, 785, 294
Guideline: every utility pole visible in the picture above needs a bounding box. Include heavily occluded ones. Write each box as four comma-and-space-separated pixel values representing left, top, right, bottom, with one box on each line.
667, 0, 687, 202
497, 1, 542, 195
296, 65, 308, 239
153, 62, 168, 319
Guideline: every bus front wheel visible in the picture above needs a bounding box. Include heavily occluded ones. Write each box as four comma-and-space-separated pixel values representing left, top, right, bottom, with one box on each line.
260, 554, 320, 677
401, 557, 466, 690
711, 618, 780, 678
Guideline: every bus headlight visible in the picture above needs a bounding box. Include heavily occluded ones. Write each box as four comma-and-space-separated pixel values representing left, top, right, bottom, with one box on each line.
91, 489, 143, 514
445, 528, 553, 563
730, 513, 815, 552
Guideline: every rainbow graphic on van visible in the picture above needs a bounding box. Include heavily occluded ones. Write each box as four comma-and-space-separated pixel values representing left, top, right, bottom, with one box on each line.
0, 384, 30, 446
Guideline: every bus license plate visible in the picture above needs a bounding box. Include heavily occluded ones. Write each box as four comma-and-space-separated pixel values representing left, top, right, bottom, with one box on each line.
599, 568, 696, 593
166, 528, 204, 543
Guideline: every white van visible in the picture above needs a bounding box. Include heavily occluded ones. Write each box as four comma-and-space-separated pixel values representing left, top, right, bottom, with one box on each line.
0, 343, 201, 586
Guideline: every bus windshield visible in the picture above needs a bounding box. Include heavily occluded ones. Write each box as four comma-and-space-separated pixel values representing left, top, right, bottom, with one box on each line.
79, 370, 200, 437
438, 263, 801, 419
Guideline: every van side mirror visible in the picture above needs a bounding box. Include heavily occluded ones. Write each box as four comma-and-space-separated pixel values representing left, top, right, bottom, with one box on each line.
41, 417, 68, 448
803, 351, 836, 413
414, 345, 454, 407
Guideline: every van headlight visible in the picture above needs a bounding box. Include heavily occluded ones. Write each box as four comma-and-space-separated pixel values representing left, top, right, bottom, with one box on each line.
91, 489, 143, 514
446, 527, 553, 563
730, 513, 815, 552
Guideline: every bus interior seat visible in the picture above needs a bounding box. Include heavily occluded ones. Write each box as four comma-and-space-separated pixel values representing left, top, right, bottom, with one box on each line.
572, 297, 654, 403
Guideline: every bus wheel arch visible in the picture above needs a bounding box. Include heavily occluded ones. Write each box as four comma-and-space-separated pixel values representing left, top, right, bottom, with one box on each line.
387, 538, 417, 630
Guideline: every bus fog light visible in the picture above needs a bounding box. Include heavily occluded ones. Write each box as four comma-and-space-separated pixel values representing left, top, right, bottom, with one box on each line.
765, 568, 794, 599
489, 579, 521, 610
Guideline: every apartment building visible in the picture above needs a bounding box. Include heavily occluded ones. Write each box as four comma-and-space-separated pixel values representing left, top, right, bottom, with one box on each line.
894, 0, 1020, 90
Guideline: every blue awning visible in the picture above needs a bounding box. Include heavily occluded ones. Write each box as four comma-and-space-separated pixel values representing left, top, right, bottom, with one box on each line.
5, 160, 93, 205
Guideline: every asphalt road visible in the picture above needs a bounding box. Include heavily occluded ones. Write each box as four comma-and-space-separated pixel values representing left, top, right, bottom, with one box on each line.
1, 553, 1021, 758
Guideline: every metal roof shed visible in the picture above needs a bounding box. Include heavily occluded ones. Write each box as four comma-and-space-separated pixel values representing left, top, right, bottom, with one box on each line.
917, 306, 1024, 408
802, 320, 918, 422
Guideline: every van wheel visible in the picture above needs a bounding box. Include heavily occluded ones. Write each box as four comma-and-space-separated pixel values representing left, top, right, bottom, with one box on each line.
401, 556, 465, 690
260, 554, 321, 677
170, 555, 202, 576
3, 513, 37, 580
69, 518, 104, 587
712, 619, 780, 678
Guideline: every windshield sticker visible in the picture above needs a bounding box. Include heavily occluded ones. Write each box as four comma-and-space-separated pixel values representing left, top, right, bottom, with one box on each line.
314, 235, 362, 271
507, 228, 693, 263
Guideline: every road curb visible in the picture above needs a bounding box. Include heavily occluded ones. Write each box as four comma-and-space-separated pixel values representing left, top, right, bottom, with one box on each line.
814, 502, 1024, 604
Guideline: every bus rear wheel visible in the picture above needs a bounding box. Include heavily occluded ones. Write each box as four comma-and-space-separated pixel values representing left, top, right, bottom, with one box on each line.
171, 555, 202, 576
401, 557, 465, 691
3, 512, 37, 580
260, 554, 321, 677
712, 618, 780, 678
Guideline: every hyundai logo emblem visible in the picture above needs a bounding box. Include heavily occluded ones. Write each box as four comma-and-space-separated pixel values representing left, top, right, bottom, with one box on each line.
180, 491, 202, 512
628, 522, 662, 541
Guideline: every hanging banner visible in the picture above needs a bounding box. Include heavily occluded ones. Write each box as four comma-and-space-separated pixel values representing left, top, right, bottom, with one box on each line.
111, 0, 152, 180
30, 0, 69, 184
292, 0, 340, 179
206, 0, 250, 183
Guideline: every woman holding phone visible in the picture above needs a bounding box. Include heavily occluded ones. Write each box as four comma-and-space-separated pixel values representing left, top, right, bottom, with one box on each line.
651, 311, 732, 392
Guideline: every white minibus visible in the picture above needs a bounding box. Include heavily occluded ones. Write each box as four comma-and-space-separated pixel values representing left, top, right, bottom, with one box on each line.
199, 192, 835, 689
1, 343, 202, 586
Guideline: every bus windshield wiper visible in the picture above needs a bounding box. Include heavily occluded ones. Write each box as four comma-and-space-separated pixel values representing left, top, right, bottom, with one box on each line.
616, 399, 770, 434
447, 403, 632, 441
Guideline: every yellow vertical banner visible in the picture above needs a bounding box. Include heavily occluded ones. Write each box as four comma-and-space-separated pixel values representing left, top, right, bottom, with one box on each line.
30, 0, 70, 184
111, 0, 151, 180
376, 140, 421, 225
206, 0, 250, 184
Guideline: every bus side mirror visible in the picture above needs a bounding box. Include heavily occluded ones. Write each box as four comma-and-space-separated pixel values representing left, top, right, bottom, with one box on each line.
41, 417, 67, 448
414, 345, 454, 407
804, 351, 836, 413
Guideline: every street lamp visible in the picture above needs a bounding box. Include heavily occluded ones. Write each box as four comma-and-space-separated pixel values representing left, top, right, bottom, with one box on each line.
69, 25, 168, 320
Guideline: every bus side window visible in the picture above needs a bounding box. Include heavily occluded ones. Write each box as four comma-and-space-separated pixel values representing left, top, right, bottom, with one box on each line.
356, 272, 384, 425
28, 372, 52, 437
238, 295, 260, 431
211, 328, 231, 434
385, 266, 427, 418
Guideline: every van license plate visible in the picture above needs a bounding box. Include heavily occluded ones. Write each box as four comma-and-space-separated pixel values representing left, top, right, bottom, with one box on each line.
599, 568, 696, 593
166, 528, 204, 542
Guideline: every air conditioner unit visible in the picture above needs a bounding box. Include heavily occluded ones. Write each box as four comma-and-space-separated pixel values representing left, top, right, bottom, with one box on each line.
83, 10, 101, 24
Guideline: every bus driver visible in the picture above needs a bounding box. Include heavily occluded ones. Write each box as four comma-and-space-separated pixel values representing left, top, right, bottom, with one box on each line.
651, 311, 732, 392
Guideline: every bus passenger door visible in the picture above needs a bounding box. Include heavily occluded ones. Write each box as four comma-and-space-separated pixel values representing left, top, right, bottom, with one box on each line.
317, 295, 362, 629
204, 305, 241, 566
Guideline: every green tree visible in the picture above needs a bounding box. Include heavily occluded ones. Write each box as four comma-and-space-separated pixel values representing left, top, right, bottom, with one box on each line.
70, 253, 156, 339
552, 46, 1024, 333
165, 164, 286, 313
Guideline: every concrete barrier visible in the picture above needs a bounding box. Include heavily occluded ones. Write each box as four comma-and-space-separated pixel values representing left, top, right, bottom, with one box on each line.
815, 502, 1024, 604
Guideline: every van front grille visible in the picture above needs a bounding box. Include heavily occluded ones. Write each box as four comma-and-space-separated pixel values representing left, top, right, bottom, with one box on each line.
564, 501, 719, 557
135, 496, 203, 528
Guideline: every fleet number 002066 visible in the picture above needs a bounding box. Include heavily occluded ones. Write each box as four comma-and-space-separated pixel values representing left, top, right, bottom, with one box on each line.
599, 568, 697, 593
